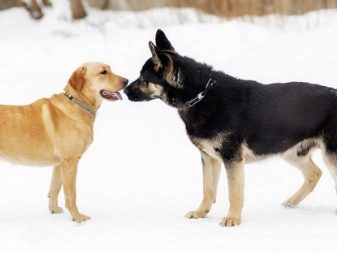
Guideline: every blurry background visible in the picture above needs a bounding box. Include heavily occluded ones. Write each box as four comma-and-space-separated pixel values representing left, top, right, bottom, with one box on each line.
2, 0, 337, 19
88, 0, 337, 17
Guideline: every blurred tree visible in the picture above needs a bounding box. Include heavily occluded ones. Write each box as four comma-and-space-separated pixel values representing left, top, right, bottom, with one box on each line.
0, 0, 87, 20
87, 0, 337, 17
42, 0, 52, 6
0, 0, 25, 10
27, 0, 43, 19
87, 0, 108, 9
2, 0, 337, 20
71, 0, 87, 19
0, 0, 44, 19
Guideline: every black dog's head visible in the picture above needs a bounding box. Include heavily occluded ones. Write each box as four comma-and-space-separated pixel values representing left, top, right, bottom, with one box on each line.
124, 29, 206, 107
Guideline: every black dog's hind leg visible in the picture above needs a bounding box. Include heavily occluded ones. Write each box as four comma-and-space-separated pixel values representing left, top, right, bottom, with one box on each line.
322, 143, 337, 214
185, 152, 221, 219
321, 126, 337, 214
282, 152, 322, 207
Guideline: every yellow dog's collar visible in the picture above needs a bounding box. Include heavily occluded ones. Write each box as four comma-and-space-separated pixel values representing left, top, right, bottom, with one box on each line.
65, 92, 96, 116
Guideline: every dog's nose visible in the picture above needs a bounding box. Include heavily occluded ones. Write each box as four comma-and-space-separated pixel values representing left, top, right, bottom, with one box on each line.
123, 79, 129, 87
123, 86, 129, 95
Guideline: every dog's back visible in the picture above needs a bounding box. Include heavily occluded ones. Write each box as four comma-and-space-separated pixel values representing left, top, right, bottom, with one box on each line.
229, 81, 337, 155
0, 100, 57, 165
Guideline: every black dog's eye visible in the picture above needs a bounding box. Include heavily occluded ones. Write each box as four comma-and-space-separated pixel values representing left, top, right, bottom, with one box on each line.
100, 70, 107, 75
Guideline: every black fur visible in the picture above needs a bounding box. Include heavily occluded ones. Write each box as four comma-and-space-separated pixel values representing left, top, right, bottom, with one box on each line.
124, 29, 337, 163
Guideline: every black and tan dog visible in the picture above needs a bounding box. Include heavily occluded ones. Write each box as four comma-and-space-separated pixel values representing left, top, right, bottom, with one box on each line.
124, 29, 337, 226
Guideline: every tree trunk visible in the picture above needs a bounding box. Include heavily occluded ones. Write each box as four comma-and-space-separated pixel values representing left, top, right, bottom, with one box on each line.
27, 0, 43, 19
42, 0, 52, 7
70, 0, 87, 20
0, 0, 25, 10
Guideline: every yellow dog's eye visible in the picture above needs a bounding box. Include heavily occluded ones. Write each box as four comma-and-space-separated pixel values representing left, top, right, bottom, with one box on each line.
100, 70, 107, 75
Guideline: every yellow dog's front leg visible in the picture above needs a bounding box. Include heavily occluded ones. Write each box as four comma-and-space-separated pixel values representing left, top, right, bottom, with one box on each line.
48, 165, 64, 214
61, 159, 90, 223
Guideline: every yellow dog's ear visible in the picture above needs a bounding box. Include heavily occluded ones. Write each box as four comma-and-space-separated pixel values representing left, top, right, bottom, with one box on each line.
68, 66, 87, 92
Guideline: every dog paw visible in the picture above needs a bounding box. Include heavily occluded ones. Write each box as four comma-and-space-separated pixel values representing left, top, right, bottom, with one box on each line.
282, 200, 298, 208
72, 213, 91, 223
184, 210, 207, 219
220, 216, 241, 227
50, 206, 64, 214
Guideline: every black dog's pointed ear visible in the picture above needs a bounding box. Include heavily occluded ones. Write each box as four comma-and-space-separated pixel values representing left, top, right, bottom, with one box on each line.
155, 29, 175, 51
149, 41, 163, 65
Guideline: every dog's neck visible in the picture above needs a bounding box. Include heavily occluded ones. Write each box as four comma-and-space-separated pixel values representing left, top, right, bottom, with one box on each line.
185, 78, 216, 108
64, 92, 97, 116
63, 85, 102, 116
161, 76, 215, 110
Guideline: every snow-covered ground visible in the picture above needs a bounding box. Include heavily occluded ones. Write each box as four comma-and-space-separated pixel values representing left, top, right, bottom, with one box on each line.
1, 1, 337, 252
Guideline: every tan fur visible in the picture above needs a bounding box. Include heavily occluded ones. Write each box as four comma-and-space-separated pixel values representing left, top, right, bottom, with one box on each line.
281, 138, 322, 206
187, 135, 337, 226
163, 54, 174, 81
282, 155, 322, 207
242, 144, 272, 163
190, 133, 227, 159
221, 159, 244, 226
185, 152, 221, 219
0, 62, 126, 222
188, 134, 244, 226
322, 151, 337, 198
139, 82, 164, 98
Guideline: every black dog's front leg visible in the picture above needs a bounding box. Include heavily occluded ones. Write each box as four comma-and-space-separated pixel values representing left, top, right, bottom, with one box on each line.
221, 159, 245, 226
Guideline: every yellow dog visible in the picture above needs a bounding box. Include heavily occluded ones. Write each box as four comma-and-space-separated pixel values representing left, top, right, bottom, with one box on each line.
0, 62, 128, 222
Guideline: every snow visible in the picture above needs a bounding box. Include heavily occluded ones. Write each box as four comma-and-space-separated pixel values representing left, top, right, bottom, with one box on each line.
1, 1, 337, 252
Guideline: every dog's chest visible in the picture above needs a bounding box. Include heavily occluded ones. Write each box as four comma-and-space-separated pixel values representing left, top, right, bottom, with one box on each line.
179, 107, 223, 138
190, 135, 224, 159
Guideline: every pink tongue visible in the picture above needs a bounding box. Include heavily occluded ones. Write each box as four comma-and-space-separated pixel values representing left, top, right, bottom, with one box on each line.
112, 92, 123, 100
101, 90, 122, 100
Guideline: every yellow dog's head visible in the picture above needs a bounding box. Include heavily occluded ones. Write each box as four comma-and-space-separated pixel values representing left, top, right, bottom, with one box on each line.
65, 62, 128, 107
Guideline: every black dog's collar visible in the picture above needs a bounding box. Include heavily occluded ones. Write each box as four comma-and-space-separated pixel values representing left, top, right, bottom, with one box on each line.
65, 92, 96, 116
186, 78, 216, 108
